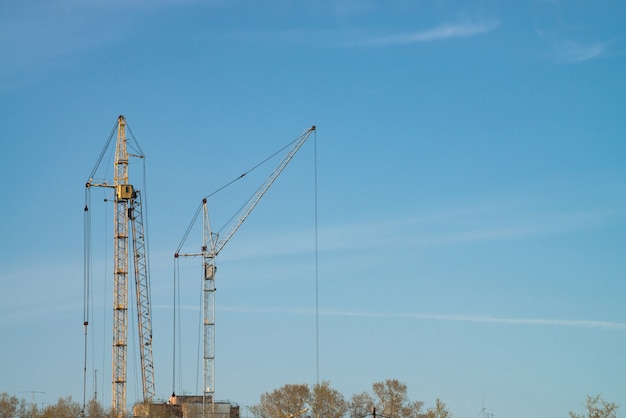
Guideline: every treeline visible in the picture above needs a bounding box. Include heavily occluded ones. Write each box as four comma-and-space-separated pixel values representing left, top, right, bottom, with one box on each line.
249, 379, 448, 418
1, 381, 618, 418
248, 379, 620, 418
0, 393, 114, 418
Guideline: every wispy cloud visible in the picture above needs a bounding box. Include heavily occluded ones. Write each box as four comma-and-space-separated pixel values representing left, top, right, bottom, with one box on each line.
219, 305, 626, 331
243, 19, 501, 48
0, 3, 127, 90
321, 205, 611, 256
535, 29, 607, 63
554, 40, 606, 63
355, 20, 500, 47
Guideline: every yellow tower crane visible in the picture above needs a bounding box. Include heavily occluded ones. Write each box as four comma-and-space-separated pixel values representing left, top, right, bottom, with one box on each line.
85, 115, 155, 417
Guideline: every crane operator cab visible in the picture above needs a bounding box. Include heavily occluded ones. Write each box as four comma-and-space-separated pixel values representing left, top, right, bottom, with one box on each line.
117, 184, 134, 200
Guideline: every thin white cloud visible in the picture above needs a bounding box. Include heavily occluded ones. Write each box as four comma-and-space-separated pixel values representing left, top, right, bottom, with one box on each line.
356, 20, 500, 47
554, 40, 606, 63
419, 209, 610, 246
316, 204, 612, 257
535, 28, 607, 64
371, 311, 626, 331
0, 3, 127, 90
240, 19, 501, 48
219, 305, 626, 331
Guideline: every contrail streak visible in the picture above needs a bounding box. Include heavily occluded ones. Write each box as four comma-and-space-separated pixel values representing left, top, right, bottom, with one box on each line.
214, 306, 626, 331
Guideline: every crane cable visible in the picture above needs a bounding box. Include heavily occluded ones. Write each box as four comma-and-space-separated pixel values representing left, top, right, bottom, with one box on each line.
171, 130, 315, 397
87, 122, 118, 183
314, 128, 319, 384
82, 121, 116, 415
82, 185, 92, 416
127, 122, 152, 312
126, 122, 151, 404
83, 118, 145, 411
172, 258, 177, 396
82, 120, 118, 414
175, 135, 303, 255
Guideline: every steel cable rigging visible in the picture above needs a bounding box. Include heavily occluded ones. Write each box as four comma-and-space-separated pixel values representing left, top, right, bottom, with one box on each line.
171, 126, 316, 406
83, 116, 155, 418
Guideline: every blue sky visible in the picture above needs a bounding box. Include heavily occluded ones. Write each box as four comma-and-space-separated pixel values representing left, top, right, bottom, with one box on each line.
1, 1, 625, 417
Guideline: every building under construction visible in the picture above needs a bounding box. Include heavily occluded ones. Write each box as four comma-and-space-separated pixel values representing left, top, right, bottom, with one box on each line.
133, 396, 239, 418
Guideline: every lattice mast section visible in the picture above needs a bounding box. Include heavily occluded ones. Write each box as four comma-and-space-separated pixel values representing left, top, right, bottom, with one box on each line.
113, 115, 130, 417
202, 201, 216, 408
129, 189, 156, 402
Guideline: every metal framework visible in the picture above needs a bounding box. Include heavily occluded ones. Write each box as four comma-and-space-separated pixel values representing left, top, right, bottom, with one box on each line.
176, 126, 315, 415
112, 117, 130, 416
202, 203, 216, 407
86, 115, 155, 417
130, 189, 156, 402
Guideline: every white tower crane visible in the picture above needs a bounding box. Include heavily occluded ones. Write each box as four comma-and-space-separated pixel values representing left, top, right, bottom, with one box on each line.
175, 125, 316, 413
85, 115, 155, 417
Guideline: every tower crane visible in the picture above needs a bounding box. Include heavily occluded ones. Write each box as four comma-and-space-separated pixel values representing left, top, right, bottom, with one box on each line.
85, 115, 155, 417
175, 125, 316, 412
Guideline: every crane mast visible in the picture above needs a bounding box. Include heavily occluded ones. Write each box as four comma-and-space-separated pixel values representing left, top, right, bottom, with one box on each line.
112, 116, 130, 416
86, 115, 155, 417
176, 125, 315, 414
202, 203, 216, 409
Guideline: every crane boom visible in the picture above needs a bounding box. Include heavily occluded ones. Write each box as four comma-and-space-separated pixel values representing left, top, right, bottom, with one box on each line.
129, 189, 156, 402
210, 125, 316, 256
202, 125, 315, 405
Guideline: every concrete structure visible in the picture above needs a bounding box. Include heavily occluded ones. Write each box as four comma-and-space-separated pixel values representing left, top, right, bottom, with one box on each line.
133, 395, 240, 418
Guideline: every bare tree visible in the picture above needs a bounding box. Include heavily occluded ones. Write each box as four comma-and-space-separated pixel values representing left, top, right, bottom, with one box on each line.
425, 399, 451, 418
18, 399, 39, 418
349, 391, 374, 418
310, 381, 348, 418
41, 396, 82, 418
371, 379, 424, 418
350, 380, 424, 418
0, 393, 20, 418
570, 394, 619, 418
85, 398, 111, 418
250, 384, 311, 418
